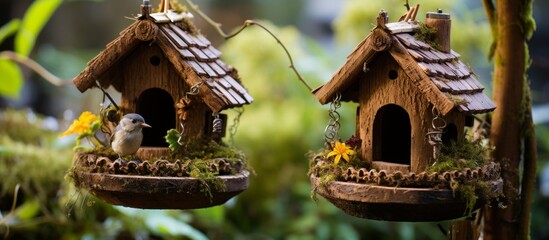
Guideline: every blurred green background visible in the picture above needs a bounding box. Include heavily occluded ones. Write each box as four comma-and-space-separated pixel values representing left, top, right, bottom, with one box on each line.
1, 0, 548, 239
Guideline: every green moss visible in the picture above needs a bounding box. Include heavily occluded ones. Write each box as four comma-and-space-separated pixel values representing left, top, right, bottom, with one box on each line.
181, 16, 200, 36
187, 159, 226, 199
426, 138, 501, 217
426, 139, 491, 173
520, 0, 536, 40
414, 22, 442, 51
308, 147, 369, 202
445, 93, 469, 106
70, 132, 250, 201
0, 109, 73, 213
457, 184, 477, 216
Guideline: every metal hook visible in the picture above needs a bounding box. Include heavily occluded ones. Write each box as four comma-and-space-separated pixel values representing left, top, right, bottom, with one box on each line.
212, 112, 222, 134
427, 106, 447, 164
324, 93, 342, 143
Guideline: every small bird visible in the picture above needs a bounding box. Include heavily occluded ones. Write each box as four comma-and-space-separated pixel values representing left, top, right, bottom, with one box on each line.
111, 113, 151, 160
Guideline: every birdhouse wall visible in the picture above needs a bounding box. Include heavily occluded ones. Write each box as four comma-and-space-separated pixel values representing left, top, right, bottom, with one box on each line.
357, 54, 465, 173
120, 43, 210, 146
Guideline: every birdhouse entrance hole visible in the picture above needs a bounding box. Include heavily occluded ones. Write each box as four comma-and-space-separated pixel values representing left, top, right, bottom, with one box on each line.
137, 88, 175, 147
373, 104, 411, 165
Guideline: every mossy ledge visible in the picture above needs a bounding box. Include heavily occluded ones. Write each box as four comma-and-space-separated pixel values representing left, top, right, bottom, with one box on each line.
309, 139, 503, 217
68, 140, 250, 201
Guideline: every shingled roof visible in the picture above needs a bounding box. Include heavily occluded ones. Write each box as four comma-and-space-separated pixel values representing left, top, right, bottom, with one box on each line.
314, 12, 495, 115
72, 11, 252, 112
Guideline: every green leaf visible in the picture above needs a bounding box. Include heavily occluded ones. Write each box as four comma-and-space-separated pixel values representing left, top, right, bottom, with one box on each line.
0, 59, 24, 99
15, 0, 62, 56
165, 129, 181, 152
0, 19, 21, 45
16, 199, 41, 220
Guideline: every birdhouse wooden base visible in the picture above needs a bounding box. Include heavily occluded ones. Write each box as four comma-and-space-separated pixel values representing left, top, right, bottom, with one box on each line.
70, 152, 249, 210
309, 159, 502, 222
311, 175, 491, 222
74, 171, 249, 209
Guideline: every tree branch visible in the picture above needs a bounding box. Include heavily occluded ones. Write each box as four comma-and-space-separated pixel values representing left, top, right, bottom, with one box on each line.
0, 50, 70, 87
183, 0, 313, 92
482, 0, 496, 26
482, 0, 497, 60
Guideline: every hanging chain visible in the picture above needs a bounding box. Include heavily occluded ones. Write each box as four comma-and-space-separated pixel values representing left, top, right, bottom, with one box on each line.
229, 108, 244, 145
324, 93, 342, 143
95, 80, 119, 111
426, 106, 447, 165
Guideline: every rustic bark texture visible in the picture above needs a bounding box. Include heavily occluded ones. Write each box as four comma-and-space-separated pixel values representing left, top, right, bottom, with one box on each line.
310, 174, 483, 221
483, 0, 531, 239
358, 54, 465, 172
74, 170, 249, 209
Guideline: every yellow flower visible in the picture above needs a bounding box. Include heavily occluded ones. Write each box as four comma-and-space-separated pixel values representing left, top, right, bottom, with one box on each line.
327, 141, 355, 164
61, 111, 99, 137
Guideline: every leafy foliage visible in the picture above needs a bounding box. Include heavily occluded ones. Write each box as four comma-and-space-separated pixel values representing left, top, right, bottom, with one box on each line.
0, 0, 62, 99
0, 20, 20, 45
15, 0, 62, 57
165, 128, 181, 152
0, 59, 23, 99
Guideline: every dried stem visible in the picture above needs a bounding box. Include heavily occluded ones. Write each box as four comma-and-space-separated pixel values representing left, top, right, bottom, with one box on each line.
404, 0, 411, 11
0, 50, 70, 87
183, 0, 313, 92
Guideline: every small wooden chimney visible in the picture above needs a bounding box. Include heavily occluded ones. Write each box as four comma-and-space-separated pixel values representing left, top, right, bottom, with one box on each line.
141, 0, 151, 16
425, 9, 451, 53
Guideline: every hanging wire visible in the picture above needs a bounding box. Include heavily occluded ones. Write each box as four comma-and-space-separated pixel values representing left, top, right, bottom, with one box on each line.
177, 122, 185, 145
324, 93, 342, 143
183, 0, 313, 92
426, 106, 447, 164
95, 80, 119, 111
229, 108, 244, 146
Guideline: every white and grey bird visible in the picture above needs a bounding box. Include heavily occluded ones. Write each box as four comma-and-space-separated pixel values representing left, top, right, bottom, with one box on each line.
111, 113, 151, 159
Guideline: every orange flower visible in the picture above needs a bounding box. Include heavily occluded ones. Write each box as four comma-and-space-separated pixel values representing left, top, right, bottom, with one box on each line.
61, 111, 99, 137
327, 141, 355, 165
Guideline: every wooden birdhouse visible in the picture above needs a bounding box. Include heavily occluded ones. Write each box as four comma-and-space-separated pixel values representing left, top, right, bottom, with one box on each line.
315, 9, 495, 173
69, 0, 252, 210
310, 8, 502, 221
72, 0, 252, 159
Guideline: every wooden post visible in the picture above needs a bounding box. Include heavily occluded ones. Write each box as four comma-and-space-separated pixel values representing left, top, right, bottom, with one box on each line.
425, 10, 451, 53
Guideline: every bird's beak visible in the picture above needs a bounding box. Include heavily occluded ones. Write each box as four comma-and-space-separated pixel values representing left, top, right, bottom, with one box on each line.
141, 123, 152, 128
